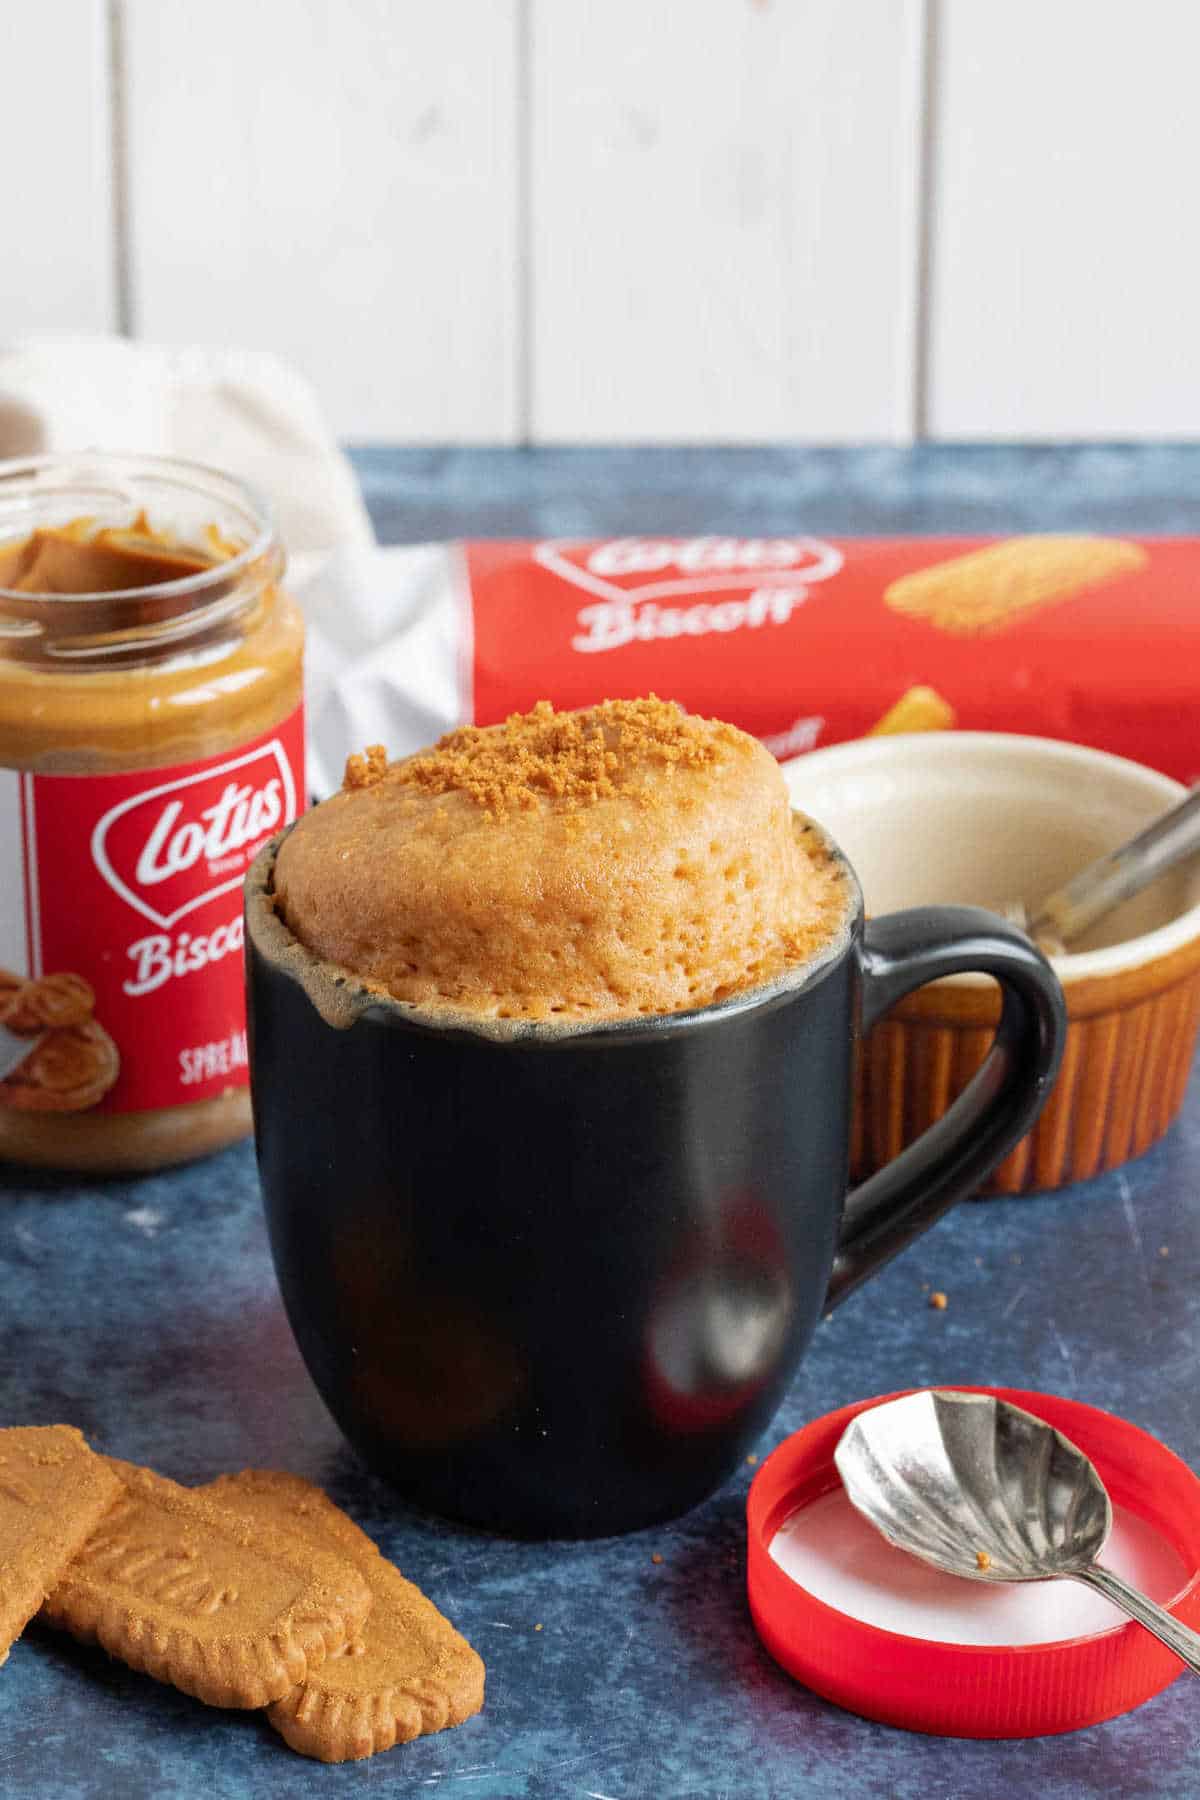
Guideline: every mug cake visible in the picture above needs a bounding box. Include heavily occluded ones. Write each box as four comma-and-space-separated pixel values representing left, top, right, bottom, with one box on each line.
272, 697, 850, 1023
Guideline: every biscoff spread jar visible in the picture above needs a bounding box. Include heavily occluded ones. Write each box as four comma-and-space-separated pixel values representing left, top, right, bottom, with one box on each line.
0, 453, 305, 1172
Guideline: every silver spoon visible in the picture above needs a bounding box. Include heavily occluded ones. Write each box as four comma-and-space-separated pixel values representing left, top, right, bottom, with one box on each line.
835, 1389, 1200, 1674
1006, 784, 1200, 954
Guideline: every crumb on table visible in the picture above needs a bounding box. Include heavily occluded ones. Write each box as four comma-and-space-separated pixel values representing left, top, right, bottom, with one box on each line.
929, 1291, 948, 1311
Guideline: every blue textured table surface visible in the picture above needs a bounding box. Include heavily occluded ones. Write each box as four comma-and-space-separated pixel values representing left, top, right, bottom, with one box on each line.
2, 445, 1199, 1799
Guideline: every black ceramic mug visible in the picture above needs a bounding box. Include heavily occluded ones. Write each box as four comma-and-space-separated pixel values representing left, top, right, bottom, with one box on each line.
245, 828, 1065, 1538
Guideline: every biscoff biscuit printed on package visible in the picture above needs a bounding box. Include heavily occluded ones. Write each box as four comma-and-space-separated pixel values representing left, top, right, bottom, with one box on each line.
882, 536, 1148, 635
305, 534, 1200, 796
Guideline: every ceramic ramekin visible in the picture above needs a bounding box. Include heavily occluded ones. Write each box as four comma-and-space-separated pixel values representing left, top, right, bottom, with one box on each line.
784, 734, 1200, 1194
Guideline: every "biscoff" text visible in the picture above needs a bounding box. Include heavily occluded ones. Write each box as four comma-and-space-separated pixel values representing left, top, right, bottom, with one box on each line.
122, 915, 245, 997
572, 587, 809, 653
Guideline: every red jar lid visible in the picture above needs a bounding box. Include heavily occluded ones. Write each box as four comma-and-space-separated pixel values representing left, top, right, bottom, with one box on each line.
746, 1386, 1200, 1738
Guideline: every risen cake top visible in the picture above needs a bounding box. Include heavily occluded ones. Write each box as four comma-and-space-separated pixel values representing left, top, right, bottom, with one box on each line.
275, 698, 849, 1023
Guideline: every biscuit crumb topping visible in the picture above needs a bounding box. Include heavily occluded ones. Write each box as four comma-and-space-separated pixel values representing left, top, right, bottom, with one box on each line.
342, 697, 741, 816
343, 743, 388, 790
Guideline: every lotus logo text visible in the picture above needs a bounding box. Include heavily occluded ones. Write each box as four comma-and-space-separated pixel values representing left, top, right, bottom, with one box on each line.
91, 740, 298, 931
531, 536, 844, 655
135, 779, 284, 887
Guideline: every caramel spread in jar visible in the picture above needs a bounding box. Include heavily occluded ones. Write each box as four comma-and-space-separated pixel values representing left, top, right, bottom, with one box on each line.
0, 455, 305, 1172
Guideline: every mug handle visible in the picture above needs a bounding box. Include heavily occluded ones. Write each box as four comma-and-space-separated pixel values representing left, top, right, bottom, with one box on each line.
826, 906, 1068, 1308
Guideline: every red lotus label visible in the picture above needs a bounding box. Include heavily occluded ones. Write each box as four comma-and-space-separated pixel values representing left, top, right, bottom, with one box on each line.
0, 705, 304, 1115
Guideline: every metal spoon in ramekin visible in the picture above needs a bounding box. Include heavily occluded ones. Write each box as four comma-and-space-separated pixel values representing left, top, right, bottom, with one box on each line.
1008, 784, 1200, 953
836, 1389, 1200, 1676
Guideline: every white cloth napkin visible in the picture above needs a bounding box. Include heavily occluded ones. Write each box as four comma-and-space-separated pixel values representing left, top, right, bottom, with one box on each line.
0, 334, 375, 558
297, 539, 469, 797
0, 335, 464, 792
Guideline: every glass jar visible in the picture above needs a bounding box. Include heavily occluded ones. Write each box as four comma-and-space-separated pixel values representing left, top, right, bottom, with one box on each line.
0, 453, 305, 1172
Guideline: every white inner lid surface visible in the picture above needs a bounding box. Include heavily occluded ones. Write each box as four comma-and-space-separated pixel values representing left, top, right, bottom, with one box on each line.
769, 1486, 1187, 1647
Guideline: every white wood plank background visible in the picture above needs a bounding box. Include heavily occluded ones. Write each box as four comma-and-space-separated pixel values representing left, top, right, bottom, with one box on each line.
927, 0, 1200, 440
530, 0, 927, 443
0, 0, 115, 340
3, 2, 1199, 443
123, 0, 519, 442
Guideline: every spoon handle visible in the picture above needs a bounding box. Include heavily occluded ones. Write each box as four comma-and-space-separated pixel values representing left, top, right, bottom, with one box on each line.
1030, 784, 1200, 946
1073, 1563, 1200, 1676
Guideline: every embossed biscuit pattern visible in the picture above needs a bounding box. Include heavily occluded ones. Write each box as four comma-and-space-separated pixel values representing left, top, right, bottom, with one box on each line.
41, 1460, 372, 1708
206, 1470, 485, 1762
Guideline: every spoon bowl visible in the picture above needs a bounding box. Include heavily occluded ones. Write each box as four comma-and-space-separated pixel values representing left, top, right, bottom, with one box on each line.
836, 1389, 1200, 1674
835, 1389, 1110, 1582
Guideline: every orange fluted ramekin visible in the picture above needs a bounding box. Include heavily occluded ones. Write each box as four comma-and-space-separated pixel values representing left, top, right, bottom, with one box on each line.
785, 734, 1200, 1194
